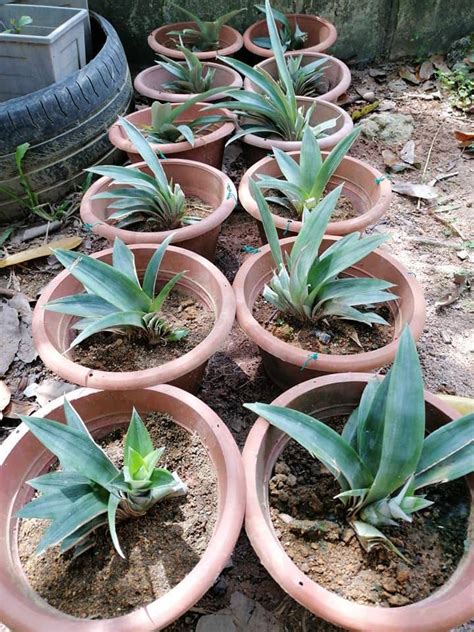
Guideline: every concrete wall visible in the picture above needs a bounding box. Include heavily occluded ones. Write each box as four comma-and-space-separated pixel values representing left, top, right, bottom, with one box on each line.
89, 0, 474, 68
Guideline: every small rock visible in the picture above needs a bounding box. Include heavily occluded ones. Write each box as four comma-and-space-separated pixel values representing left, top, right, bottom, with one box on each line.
362, 90, 376, 102
382, 578, 398, 593
287, 474, 297, 487
179, 299, 194, 310
359, 113, 414, 146
312, 329, 332, 344
456, 249, 468, 261
274, 462, 290, 475
387, 78, 408, 93
441, 331, 452, 344
378, 99, 396, 111
396, 564, 410, 583
388, 594, 411, 606
211, 576, 228, 597
278, 513, 294, 524
342, 528, 355, 544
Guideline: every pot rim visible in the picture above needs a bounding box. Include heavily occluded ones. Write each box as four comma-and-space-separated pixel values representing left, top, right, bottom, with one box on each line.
80, 158, 237, 245
240, 97, 353, 152
32, 244, 236, 389
108, 104, 235, 156
242, 372, 474, 631
134, 63, 243, 104
243, 13, 337, 59
238, 150, 391, 236
0, 384, 246, 631
243, 51, 351, 103
148, 22, 243, 60
233, 236, 426, 372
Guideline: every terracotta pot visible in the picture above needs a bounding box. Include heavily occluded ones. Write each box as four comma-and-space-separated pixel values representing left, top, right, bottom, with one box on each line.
243, 373, 474, 631
240, 97, 353, 165
108, 103, 235, 168
148, 22, 243, 61
0, 384, 246, 632
134, 62, 243, 104
244, 52, 351, 103
33, 244, 236, 392
80, 159, 236, 259
233, 237, 426, 389
239, 151, 391, 238
243, 13, 337, 61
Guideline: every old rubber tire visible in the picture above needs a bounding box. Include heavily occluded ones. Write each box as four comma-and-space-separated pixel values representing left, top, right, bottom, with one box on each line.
0, 13, 133, 223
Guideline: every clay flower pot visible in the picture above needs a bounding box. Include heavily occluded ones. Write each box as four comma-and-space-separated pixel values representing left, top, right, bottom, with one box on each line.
134, 62, 243, 104
240, 97, 353, 165
244, 52, 351, 103
108, 103, 235, 168
243, 373, 474, 631
33, 244, 236, 392
239, 151, 391, 238
80, 159, 236, 259
233, 237, 426, 389
243, 13, 337, 60
0, 384, 246, 632
148, 22, 243, 61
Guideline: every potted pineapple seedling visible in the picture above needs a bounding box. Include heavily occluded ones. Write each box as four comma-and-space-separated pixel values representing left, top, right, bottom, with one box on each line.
32, 235, 236, 391
83, 117, 236, 257
134, 44, 243, 104
243, 1, 337, 60
108, 87, 235, 168
239, 126, 392, 238
0, 385, 245, 631
211, 0, 352, 164
233, 183, 425, 388
148, 5, 244, 61
243, 327, 474, 630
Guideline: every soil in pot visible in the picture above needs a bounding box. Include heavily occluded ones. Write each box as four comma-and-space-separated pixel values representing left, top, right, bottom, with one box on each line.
253, 296, 394, 355
141, 121, 223, 144
269, 416, 470, 606
264, 186, 357, 223
71, 290, 214, 372
114, 196, 214, 233
18, 411, 218, 619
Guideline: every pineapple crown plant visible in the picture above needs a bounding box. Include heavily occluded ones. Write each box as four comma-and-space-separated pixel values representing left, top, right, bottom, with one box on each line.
88, 118, 202, 230
252, 180, 397, 326
245, 326, 474, 561
256, 125, 361, 217
157, 44, 216, 94
284, 54, 329, 97
253, 3, 307, 51
44, 235, 189, 350
167, 5, 245, 52
211, 0, 337, 144
17, 401, 187, 558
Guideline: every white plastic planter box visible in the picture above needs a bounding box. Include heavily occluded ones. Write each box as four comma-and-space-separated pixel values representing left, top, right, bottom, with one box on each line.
0, 4, 88, 101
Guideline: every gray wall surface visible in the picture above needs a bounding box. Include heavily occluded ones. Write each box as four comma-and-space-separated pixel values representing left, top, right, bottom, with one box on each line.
89, 0, 474, 67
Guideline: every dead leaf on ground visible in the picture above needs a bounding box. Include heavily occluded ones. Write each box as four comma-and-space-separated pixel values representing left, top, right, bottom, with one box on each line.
430, 54, 450, 74
0, 236, 82, 269
351, 100, 379, 121
400, 140, 418, 165
9, 293, 37, 364
454, 130, 474, 147
2, 399, 36, 420
399, 67, 420, 85
23, 378, 76, 407
435, 273, 471, 309
392, 182, 438, 200
0, 304, 21, 375
419, 60, 434, 80
0, 381, 11, 420
349, 331, 363, 348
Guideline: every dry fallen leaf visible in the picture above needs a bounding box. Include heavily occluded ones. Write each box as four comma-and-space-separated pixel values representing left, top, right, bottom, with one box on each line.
0, 236, 82, 269
430, 54, 450, 74
400, 140, 417, 165
23, 378, 76, 407
8, 293, 37, 364
399, 67, 420, 85
351, 100, 379, 121
382, 149, 412, 173
0, 304, 21, 375
454, 130, 474, 147
392, 182, 438, 200
2, 399, 36, 420
435, 273, 471, 309
0, 381, 11, 420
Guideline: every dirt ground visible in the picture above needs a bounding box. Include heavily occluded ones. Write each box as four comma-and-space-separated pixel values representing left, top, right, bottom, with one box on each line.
0, 58, 472, 631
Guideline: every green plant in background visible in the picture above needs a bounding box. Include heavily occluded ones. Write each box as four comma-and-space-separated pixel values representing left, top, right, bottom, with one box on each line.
45, 235, 189, 348
437, 59, 474, 112
256, 126, 360, 216
213, 0, 337, 143
140, 88, 231, 145
157, 45, 216, 94
253, 4, 307, 51
87, 117, 193, 230
252, 181, 396, 324
285, 54, 328, 97
17, 400, 187, 557
245, 327, 474, 560
0, 143, 73, 222
2, 15, 32, 34
168, 5, 244, 52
